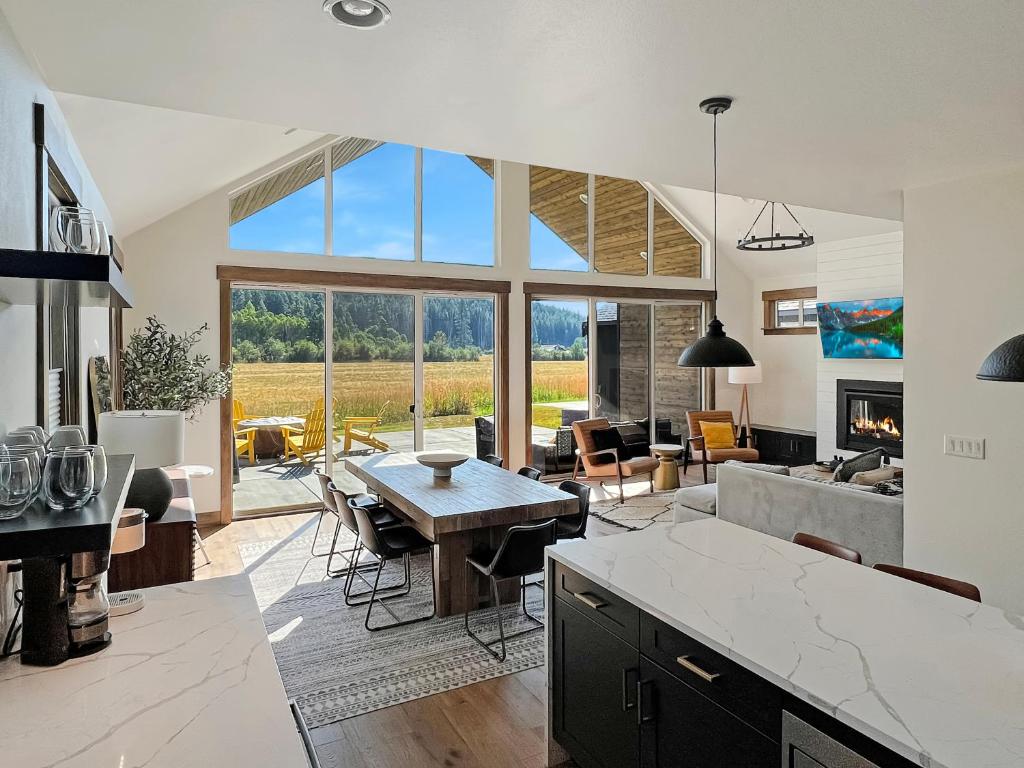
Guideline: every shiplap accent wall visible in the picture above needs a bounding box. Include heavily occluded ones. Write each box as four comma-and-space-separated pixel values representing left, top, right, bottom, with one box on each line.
816, 232, 904, 461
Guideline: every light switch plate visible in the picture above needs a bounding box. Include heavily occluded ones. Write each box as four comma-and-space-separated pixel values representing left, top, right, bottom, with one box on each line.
944, 435, 986, 459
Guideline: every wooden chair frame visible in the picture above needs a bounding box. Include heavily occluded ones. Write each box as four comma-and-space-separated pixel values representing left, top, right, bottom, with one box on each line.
342, 401, 391, 454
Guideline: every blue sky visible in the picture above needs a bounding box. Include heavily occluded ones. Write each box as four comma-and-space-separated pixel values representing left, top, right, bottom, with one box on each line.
229, 143, 587, 271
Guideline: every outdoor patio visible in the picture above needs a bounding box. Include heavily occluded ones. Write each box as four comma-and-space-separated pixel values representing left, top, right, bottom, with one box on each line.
233, 425, 558, 514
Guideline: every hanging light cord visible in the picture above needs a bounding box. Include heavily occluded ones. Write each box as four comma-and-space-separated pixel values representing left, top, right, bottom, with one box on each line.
712, 110, 718, 301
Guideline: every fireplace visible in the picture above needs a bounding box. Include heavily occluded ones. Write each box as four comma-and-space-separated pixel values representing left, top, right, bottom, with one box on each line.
836, 379, 903, 458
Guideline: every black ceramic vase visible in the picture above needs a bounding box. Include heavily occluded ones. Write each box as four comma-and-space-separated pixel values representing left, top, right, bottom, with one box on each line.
124, 467, 173, 522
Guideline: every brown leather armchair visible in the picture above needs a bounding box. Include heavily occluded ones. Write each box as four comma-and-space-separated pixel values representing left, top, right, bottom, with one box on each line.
683, 410, 759, 484
571, 417, 659, 502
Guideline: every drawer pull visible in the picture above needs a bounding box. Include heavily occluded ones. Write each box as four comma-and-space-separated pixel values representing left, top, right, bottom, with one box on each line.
676, 655, 720, 683
570, 591, 607, 611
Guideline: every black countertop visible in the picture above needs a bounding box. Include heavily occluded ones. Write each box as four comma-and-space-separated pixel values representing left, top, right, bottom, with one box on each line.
0, 454, 134, 559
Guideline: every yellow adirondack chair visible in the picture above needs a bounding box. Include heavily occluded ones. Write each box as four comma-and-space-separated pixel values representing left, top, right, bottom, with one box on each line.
342, 401, 391, 454
233, 400, 256, 465
282, 406, 328, 465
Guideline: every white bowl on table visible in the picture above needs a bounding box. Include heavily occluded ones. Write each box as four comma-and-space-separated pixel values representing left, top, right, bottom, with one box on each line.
416, 452, 469, 479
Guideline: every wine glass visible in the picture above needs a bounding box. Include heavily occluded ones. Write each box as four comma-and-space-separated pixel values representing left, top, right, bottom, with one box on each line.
0, 456, 33, 520
9, 426, 48, 444
0, 447, 41, 496
52, 206, 100, 254
49, 425, 87, 449
43, 449, 93, 510
80, 445, 108, 496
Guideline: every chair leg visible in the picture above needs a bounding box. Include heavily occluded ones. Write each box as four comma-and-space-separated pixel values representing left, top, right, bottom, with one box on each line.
702, 457, 708, 484
345, 543, 411, 606
465, 570, 545, 663
572, 455, 581, 481
310, 510, 327, 556
616, 462, 625, 503
365, 552, 436, 632
682, 446, 690, 473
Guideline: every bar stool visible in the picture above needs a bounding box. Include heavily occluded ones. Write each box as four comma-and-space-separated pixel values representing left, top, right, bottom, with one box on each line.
349, 500, 436, 631
464, 519, 556, 661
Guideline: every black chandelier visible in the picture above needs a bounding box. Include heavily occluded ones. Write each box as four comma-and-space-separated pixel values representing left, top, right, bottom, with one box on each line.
736, 201, 814, 251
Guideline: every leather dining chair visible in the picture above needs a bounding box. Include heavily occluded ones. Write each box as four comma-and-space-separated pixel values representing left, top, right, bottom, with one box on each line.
873, 563, 981, 602
554, 480, 591, 541
517, 466, 542, 481
313, 470, 378, 571
482, 454, 504, 467
327, 482, 403, 596
464, 519, 557, 661
792, 532, 863, 564
349, 499, 437, 631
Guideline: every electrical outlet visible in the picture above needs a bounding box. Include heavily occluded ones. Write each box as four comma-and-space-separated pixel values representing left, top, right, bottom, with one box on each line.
944, 435, 986, 459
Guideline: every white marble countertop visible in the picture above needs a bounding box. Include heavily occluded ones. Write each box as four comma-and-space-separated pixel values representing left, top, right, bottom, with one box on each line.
0, 576, 308, 768
547, 519, 1024, 768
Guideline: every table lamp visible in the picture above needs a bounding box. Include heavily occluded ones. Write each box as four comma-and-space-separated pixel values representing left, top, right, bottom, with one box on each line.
728, 361, 762, 447
98, 410, 184, 522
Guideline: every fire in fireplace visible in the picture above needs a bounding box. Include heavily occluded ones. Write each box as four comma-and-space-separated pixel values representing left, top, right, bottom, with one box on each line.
836, 379, 903, 457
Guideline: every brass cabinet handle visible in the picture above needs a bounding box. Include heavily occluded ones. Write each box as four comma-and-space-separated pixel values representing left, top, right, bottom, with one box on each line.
570, 591, 607, 611
676, 655, 721, 683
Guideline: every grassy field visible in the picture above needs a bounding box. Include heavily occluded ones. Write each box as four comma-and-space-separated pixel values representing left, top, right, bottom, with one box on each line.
232, 358, 588, 431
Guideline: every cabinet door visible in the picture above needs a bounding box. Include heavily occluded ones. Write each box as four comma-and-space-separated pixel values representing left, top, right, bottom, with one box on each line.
638, 659, 776, 768
553, 597, 640, 768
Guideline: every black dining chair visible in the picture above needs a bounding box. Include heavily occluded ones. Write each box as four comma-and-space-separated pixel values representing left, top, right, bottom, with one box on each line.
482, 454, 504, 467
517, 466, 542, 481
464, 519, 556, 661
314, 471, 378, 571
349, 499, 437, 631
327, 482, 403, 594
554, 480, 591, 540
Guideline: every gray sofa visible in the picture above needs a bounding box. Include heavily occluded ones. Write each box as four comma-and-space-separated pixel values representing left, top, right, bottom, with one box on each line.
674, 463, 903, 566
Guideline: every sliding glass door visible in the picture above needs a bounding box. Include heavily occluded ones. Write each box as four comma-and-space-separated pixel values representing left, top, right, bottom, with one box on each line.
421, 296, 495, 455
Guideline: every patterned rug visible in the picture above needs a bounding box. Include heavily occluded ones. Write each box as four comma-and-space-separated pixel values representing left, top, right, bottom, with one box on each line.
589, 489, 678, 530
239, 524, 546, 727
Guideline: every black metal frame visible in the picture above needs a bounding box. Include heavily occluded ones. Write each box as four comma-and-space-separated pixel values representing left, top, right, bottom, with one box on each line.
464, 573, 545, 662
363, 551, 436, 632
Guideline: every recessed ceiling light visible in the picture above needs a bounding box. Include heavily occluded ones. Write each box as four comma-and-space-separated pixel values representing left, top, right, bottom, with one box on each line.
323, 0, 391, 29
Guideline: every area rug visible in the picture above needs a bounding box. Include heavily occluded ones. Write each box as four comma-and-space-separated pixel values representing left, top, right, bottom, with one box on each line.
238, 524, 546, 727
589, 489, 678, 531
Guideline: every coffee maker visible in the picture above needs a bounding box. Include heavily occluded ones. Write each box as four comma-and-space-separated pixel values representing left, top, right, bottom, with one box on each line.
21, 548, 112, 666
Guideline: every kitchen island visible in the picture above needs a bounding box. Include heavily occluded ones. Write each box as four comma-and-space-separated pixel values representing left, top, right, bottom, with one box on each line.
545, 518, 1024, 768
0, 575, 312, 767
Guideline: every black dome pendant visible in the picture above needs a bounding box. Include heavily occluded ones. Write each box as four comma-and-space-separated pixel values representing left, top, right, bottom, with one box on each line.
678, 96, 755, 370
678, 317, 755, 368
977, 334, 1024, 381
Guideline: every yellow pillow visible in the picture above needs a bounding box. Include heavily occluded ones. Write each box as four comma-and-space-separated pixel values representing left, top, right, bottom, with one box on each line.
699, 421, 736, 450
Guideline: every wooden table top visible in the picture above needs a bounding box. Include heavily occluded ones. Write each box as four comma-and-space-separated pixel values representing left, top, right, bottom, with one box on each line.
345, 452, 577, 535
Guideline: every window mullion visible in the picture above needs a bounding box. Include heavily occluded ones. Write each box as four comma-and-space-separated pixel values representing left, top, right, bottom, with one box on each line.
587, 174, 595, 273
323, 148, 333, 256
414, 147, 423, 262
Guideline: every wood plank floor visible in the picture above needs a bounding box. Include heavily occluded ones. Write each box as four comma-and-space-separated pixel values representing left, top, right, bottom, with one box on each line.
197, 468, 709, 767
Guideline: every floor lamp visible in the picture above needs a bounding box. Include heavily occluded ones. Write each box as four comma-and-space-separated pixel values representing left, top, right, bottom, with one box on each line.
728, 361, 762, 447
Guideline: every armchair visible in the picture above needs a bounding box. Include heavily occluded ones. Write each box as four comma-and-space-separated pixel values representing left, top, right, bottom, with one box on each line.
570, 417, 658, 501
342, 401, 391, 454
683, 410, 759, 484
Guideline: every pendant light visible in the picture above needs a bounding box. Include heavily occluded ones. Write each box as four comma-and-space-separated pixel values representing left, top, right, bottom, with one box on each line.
977, 334, 1024, 381
678, 97, 755, 369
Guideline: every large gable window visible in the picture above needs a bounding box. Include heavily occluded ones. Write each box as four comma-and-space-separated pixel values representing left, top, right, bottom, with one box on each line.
528, 166, 703, 278
229, 138, 494, 265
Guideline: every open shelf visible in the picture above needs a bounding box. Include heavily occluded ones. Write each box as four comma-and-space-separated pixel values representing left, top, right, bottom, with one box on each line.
0, 248, 133, 308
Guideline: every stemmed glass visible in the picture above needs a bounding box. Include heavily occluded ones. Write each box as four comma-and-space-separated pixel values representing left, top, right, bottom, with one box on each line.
0, 456, 33, 520
43, 448, 94, 511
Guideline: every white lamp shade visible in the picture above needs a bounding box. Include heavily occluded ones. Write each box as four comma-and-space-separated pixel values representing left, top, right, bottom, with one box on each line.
728, 360, 762, 385
98, 410, 185, 469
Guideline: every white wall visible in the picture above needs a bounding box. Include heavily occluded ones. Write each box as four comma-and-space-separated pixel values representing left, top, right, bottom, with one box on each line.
0, 9, 113, 434
124, 150, 718, 515
746, 271, 819, 432
816, 232, 904, 460
903, 167, 1024, 613
712, 247, 754, 418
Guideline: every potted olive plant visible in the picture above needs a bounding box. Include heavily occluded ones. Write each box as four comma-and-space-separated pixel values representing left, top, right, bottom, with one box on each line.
103, 317, 231, 520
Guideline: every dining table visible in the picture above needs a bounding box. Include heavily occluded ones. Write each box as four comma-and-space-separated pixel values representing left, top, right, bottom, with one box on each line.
345, 452, 578, 617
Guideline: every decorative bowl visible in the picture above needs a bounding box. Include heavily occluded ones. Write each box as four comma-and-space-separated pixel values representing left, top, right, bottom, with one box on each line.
416, 452, 469, 479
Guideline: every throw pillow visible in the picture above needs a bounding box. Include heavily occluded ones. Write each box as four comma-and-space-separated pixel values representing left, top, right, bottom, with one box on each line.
833, 448, 886, 482
874, 476, 904, 496
699, 421, 736, 450
849, 466, 896, 486
590, 427, 626, 465
724, 460, 790, 475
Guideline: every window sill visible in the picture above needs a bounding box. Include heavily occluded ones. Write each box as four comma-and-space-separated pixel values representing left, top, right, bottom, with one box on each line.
763, 327, 817, 336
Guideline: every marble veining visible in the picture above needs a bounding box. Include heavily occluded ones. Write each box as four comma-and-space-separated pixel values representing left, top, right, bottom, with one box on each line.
547, 518, 1024, 768
0, 576, 308, 768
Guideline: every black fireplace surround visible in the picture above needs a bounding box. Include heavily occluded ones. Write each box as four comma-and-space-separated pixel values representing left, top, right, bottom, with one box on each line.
836, 379, 903, 458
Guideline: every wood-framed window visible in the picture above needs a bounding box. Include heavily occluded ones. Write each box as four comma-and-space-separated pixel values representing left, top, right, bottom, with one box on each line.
762, 287, 817, 335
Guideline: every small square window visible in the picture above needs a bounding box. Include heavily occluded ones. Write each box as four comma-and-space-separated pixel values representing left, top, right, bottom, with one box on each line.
763, 289, 817, 335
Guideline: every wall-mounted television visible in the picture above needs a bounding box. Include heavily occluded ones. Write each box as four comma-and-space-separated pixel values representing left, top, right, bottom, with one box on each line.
816, 297, 903, 359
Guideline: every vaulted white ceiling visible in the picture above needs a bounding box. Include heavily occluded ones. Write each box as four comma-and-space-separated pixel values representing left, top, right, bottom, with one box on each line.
55, 94, 322, 237
5, 0, 1024, 222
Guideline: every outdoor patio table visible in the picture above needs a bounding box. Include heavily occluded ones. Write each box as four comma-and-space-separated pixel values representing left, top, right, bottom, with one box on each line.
237, 416, 306, 459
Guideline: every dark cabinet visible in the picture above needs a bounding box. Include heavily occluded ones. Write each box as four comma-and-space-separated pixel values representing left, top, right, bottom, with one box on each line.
552, 595, 639, 768
782, 711, 882, 768
752, 425, 817, 466
639, 658, 776, 767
